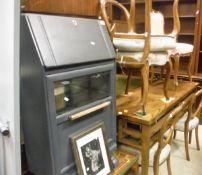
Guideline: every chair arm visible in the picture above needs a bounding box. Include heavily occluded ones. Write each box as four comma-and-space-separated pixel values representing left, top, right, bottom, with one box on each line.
100, 0, 131, 36
114, 32, 150, 64
113, 32, 147, 39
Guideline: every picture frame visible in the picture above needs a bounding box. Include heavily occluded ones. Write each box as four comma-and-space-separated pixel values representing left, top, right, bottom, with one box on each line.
71, 122, 112, 175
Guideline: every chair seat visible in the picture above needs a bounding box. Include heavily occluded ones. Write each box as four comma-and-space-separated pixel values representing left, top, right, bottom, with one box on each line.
113, 35, 176, 52
119, 143, 171, 166
175, 112, 199, 131
117, 51, 169, 66
174, 43, 193, 55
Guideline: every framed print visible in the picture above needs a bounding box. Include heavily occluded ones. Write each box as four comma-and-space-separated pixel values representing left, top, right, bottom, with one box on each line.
71, 122, 112, 175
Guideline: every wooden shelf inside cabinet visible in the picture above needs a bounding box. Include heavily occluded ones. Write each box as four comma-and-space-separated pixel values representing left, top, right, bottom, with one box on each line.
179, 33, 194, 36
164, 16, 196, 19
119, 0, 197, 4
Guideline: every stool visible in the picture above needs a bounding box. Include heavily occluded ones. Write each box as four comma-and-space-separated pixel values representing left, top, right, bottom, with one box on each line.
112, 149, 139, 175
171, 43, 193, 87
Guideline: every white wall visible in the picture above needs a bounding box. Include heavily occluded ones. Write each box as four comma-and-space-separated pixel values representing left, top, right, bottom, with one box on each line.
0, 1, 21, 175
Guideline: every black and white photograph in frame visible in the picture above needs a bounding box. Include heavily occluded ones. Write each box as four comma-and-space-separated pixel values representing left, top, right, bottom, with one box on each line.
71, 122, 112, 175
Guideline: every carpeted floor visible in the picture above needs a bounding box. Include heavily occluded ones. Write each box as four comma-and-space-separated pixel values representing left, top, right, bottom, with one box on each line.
139, 125, 202, 175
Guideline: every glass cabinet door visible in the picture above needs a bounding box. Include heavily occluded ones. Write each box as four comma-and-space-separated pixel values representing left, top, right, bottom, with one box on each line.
54, 71, 111, 115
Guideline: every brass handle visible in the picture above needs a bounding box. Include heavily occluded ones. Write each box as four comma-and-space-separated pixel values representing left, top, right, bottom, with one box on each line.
69, 101, 111, 121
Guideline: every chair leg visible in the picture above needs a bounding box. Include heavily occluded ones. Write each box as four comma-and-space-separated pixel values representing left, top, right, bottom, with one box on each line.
173, 54, 180, 87
125, 69, 132, 94
173, 130, 177, 139
166, 154, 172, 175
189, 130, 192, 144
195, 126, 200, 151
153, 155, 160, 175
187, 52, 193, 82
140, 65, 149, 115
164, 60, 172, 100
160, 66, 164, 81
184, 128, 190, 161
150, 65, 155, 84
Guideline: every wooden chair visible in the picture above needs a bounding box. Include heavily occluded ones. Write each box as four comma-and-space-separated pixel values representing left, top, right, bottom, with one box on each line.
174, 88, 202, 161
150, 0, 193, 87
100, 0, 151, 114
171, 43, 194, 87
119, 99, 189, 175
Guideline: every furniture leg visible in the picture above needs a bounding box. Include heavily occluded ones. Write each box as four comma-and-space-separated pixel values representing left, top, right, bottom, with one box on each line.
173, 54, 180, 87
187, 52, 193, 82
184, 127, 190, 161
118, 118, 126, 141
140, 65, 149, 114
125, 69, 132, 94
141, 126, 150, 175
173, 130, 177, 139
166, 154, 172, 175
153, 152, 160, 175
150, 65, 155, 84
164, 60, 172, 100
189, 130, 192, 144
131, 163, 139, 175
160, 66, 164, 80
195, 126, 200, 151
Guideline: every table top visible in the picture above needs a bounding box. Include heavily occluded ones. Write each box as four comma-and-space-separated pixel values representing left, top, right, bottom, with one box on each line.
116, 80, 198, 126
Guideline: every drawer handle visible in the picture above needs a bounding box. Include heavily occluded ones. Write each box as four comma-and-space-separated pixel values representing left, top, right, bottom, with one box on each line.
69, 101, 111, 121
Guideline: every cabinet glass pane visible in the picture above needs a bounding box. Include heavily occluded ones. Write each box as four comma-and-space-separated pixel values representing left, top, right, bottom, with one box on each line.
54, 71, 110, 115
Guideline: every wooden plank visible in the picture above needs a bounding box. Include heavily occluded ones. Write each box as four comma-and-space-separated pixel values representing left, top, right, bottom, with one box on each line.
21, 0, 100, 17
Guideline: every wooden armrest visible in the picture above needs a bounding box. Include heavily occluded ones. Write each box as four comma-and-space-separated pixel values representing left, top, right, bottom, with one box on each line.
113, 32, 148, 39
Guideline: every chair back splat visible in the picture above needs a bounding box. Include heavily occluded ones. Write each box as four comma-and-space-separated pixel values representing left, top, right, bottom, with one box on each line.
174, 88, 201, 161
153, 94, 193, 175
193, 88, 202, 119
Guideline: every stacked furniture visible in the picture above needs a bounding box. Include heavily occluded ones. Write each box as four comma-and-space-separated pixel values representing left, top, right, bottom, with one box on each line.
115, 0, 202, 81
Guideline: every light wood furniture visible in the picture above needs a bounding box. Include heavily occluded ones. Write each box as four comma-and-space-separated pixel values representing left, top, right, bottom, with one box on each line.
114, 0, 202, 85
112, 149, 139, 175
100, 0, 151, 114
174, 88, 202, 161
170, 43, 193, 87
149, 0, 194, 89
149, 0, 202, 79
116, 80, 198, 175
107, 0, 181, 102
119, 101, 188, 175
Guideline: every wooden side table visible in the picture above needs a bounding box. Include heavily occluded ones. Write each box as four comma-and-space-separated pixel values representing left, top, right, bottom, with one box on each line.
112, 149, 139, 175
